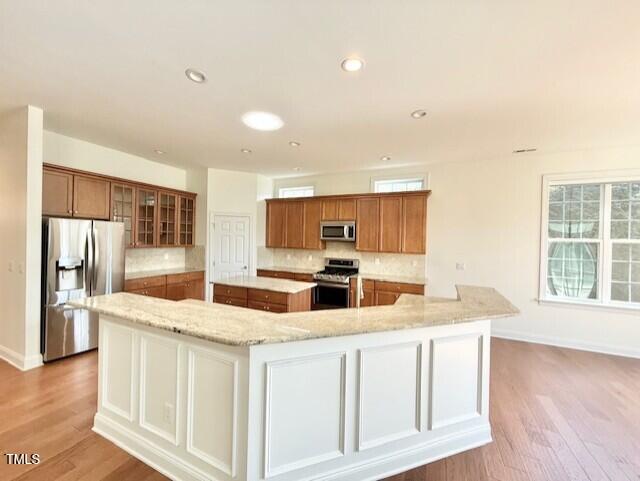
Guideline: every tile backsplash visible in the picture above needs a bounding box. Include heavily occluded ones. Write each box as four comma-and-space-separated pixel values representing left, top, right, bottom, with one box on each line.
125, 247, 205, 273
259, 242, 426, 279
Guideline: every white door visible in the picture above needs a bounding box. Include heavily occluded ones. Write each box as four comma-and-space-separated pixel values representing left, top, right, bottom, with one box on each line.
211, 215, 250, 281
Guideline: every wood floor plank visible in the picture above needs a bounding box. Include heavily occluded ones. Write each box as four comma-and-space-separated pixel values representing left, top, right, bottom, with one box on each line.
1, 339, 638, 481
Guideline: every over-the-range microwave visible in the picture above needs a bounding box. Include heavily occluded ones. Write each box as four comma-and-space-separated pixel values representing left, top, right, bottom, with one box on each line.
320, 221, 356, 242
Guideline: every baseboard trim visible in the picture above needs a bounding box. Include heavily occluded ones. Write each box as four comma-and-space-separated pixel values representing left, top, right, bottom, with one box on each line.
0, 345, 43, 371
492, 329, 640, 359
93, 413, 224, 481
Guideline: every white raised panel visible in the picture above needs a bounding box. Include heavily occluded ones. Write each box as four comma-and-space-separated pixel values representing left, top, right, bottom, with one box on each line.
139, 334, 180, 445
429, 334, 483, 430
357, 342, 422, 450
102, 322, 135, 421
186, 347, 238, 477
264, 352, 346, 478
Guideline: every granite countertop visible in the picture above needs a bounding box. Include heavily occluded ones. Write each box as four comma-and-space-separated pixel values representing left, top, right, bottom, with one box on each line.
257, 266, 318, 275
215, 275, 316, 293
125, 267, 205, 280
69, 285, 519, 347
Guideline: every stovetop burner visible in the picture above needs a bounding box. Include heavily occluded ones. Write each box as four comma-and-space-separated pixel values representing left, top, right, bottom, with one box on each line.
313, 258, 359, 284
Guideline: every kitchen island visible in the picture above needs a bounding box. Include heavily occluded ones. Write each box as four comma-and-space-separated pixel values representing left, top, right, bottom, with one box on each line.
71, 286, 518, 481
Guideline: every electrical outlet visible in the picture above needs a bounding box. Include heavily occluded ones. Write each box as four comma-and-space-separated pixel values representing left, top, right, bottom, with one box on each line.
411, 260, 417, 267
374, 258, 380, 265
163, 252, 169, 260
286, 253, 292, 260
8, 261, 13, 272
456, 262, 466, 271
163, 402, 174, 424
307, 255, 313, 262
18, 263, 24, 274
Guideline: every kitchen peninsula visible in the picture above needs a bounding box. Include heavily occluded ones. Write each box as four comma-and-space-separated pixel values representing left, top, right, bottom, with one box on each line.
72, 286, 518, 481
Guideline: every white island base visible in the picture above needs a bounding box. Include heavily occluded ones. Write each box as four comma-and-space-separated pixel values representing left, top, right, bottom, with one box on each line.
95, 315, 491, 481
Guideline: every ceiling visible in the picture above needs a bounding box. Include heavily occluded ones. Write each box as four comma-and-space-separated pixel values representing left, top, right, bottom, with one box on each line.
1, 0, 639, 177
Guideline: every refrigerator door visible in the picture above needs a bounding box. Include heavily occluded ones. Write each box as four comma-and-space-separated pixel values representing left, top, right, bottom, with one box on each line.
91, 221, 125, 296
42, 218, 95, 362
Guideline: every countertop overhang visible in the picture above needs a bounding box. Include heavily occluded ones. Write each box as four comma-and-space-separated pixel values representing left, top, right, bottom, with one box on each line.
213, 275, 316, 293
69, 286, 519, 347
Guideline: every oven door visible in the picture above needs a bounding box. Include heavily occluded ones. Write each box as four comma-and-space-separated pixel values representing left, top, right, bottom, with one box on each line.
315, 282, 350, 309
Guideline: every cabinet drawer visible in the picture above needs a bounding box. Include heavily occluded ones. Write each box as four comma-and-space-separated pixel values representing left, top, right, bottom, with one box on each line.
214, 284, 248, 300
214, 296, 248, 308
256, 269, 296, 280
129, 285, 166, 299
125, 275, 166, 291
375, 291, 400, 306
248, 288, 288, 305
166, 271, 204, 284
374, 281, 424, 295
294, 273, 314, 282
248, 300, 287, 313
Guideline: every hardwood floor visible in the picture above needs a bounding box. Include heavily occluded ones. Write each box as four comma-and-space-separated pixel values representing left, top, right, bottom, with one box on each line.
0, 339, 638, 481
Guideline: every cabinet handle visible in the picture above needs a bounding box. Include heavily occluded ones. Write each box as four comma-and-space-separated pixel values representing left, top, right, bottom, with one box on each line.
74, 210, 78, 214
67, 209, 72, 214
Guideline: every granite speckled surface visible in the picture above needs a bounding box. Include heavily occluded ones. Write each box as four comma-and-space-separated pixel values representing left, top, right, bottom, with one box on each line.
215, 276, 316, 293
354, 273, 426, 285
70, 285, 518, 347
125, 267, 205, 280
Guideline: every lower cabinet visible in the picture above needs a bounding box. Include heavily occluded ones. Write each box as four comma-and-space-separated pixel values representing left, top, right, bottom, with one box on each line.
124, 271, 205, 301
213, 283, 312, 313
350, 278, 424, 307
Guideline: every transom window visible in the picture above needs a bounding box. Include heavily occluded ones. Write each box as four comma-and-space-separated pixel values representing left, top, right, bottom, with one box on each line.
373, 177, 425, 193
540, 173, 640, 309
278, 186, 314, 198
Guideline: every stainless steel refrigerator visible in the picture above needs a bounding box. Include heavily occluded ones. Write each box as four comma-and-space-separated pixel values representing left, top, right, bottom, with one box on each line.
41, 218, 125, 362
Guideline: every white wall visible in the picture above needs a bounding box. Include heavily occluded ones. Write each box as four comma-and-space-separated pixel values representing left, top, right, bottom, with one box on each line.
0, 106, 43, 370
269, 149, 640, 358
206, 169, 273, 293
44, 131, 187, 190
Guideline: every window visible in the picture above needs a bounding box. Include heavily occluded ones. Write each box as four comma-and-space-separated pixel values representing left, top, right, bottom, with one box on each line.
278, 186, 314, 198
540, 172, 640, 309
373, 177, 425, 193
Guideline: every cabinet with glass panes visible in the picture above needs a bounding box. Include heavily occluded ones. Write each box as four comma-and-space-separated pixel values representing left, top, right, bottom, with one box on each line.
179, 195, 195, 246
111, 183, 136, 247
136, 188, 157, 247
158, 191, 178, 246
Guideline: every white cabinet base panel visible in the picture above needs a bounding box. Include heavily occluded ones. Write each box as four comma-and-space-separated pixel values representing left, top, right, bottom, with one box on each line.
95, 315, 491, 481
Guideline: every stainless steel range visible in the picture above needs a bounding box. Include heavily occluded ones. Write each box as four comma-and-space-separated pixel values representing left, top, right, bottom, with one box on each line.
313, 258, 359, 309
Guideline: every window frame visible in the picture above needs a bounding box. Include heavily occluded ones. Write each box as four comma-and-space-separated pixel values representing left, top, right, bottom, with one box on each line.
370, 173, 429, 193
539, 169, 640, 310
278, 185, 315, 199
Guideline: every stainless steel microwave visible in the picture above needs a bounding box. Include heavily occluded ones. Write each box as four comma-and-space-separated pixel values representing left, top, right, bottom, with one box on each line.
320, 221, 356, 242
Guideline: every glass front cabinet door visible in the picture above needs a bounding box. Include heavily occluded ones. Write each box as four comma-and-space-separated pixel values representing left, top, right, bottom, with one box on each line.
111, 183, 136, 247
158, 191, 178, 246
136, 188, 157, 247
179, 195, 195, 246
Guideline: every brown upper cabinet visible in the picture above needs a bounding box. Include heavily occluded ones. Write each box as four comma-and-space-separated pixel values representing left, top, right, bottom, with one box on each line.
43, 167, 110, 219
266, 201, 287, 248
73, 174, 111, 219
322, 198, 356, 221
303, 199, 324, 250
178, 195, 196, 247
401, 194, 428, 254
42, 168, 74, 217
158, 191, 178, 246
378, 196, 403, 253
43, 164, 197, 249
111, 182, 136, 247
265, 190, 430, 254
355, 197, 380, 252
285, 201, 304, 248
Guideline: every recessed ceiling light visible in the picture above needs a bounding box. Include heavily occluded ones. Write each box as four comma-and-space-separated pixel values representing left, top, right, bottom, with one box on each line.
154, 149, 165, 155
380, 156, 391, 161
410, 109, 427, 119
289, 141, 301, 147
512, 148, 537, 153
341, 57, 365, 72
241, 111, 284, 131
185, 68, 206, 83
241, 148, 252, 154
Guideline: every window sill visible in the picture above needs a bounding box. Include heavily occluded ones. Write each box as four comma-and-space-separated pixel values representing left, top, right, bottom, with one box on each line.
538, 297, 640, 314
